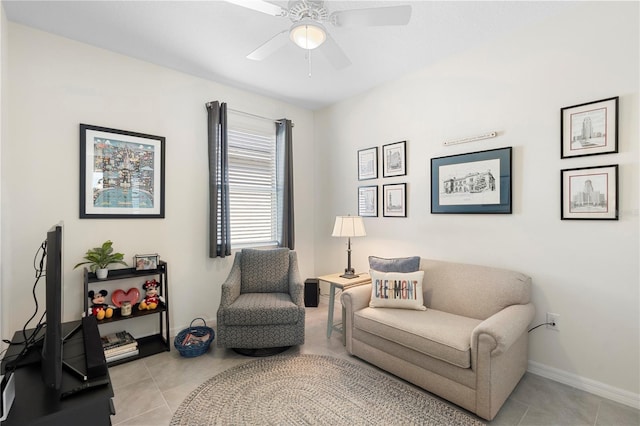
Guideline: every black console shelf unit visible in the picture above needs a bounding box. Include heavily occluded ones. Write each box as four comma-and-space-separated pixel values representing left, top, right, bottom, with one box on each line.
83, 260, 170, 366
1, 320, 114, 425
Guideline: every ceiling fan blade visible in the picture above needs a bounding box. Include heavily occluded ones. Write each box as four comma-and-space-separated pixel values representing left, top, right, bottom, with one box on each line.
331, 5, 412, 27
247, 30, 289, 61
319, 33, 351, 70
224, 0, 287, 17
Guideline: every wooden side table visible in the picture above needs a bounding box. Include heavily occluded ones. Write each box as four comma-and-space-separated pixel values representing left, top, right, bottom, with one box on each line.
318, 272, 371, 340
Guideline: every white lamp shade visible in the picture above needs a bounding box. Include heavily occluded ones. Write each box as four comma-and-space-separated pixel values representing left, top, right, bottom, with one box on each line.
290, 20, 326, 50
332, 216, 366, 238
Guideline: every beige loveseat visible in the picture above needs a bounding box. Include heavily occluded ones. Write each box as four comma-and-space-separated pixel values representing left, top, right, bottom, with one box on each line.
341, 258, 534, 421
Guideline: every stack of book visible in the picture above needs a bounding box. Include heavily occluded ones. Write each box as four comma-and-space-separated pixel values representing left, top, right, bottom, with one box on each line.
101, 331, 138, 363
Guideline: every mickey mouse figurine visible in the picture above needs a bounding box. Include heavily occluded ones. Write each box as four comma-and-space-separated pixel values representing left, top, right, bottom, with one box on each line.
139, 279, 163, 310
88, 289, 114, 320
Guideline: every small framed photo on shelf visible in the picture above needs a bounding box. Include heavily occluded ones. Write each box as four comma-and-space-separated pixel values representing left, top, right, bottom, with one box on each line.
383, 183, 407, 217
357, 147, 378, 180
134, 254, 159, 270
358, 185, 378, 217
561, 164, 618, 220
561, 97, 618, 159
431, 147, 512, 214
382, 141, 407, 178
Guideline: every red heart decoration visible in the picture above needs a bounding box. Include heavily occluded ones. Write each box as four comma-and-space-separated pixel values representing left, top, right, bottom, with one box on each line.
111, 288, 141, 307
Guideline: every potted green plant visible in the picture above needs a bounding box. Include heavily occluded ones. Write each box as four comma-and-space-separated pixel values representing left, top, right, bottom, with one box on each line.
74, 240, 128, 279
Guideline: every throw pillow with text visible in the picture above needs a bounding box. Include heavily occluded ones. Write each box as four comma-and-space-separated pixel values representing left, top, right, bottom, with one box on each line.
369, 270, 426, 310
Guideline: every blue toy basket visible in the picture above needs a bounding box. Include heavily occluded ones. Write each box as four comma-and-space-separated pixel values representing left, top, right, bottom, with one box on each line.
174, 318, 215, 358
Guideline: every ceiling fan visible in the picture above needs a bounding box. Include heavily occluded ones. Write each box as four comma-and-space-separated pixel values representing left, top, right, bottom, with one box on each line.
225, 0, 412, 70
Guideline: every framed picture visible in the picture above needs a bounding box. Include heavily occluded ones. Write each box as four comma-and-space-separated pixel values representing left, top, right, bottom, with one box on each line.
383, 183, 406, 217
561, 97, 618, 158
431, 147, 512, 214
80, 124, 165, 218
358, 185, 378, 217
382, 141, 407, 177
135, 254, 160, 270
358, 147, 378, 180
561, 164, 618, 220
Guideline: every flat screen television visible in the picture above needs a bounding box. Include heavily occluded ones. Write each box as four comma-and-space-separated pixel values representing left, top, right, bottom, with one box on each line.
41, 222, 64, 390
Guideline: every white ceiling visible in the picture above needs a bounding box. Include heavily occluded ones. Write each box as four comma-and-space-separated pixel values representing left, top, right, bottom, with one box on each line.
2, 0, 577, 110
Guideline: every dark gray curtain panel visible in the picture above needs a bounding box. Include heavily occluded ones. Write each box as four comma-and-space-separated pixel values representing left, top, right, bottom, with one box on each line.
276, 119, 295, 250
206, 101, 231, 258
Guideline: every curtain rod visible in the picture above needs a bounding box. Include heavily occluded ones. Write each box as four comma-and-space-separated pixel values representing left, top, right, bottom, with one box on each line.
206, 102, 294, 127
228, 107, 284, 124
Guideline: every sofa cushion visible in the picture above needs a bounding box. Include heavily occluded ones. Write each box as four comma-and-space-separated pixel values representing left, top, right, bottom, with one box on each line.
353, 307, 481, 368
420, 259, 532, 320
369, 270, 426, 311
240, 248, 290, 293
369, 255, 421, 273
221, 293, 301, 326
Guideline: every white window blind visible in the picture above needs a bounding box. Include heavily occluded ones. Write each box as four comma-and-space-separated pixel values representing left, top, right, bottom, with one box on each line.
227, 125, 278, 247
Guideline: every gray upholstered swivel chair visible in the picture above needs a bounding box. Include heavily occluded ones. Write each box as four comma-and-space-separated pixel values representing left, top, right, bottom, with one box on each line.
216, 248, 305, 354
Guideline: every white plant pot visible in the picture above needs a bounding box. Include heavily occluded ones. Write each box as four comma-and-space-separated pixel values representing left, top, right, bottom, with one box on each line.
96, 268, 109, 280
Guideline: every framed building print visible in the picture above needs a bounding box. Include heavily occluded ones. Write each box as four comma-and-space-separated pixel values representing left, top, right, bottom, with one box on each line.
358, 185, 378, 217
358, 147, 378, 180
561, 164, 618, 220
383, 183, 406, 217
80, 124, 165, 218
561, 97, 618, 158
431, 147, 512, 214
382, 141, 406, 177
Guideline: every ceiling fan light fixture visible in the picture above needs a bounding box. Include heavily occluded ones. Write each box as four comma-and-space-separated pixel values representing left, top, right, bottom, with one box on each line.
289, 20, 326, 50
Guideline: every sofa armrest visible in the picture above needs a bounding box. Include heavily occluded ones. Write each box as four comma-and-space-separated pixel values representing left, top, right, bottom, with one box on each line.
341, 283, 372, 313
219, 253, 242, 309
471, 303, 535, 357
288, 251, 305, 308
341, 284, 371, 352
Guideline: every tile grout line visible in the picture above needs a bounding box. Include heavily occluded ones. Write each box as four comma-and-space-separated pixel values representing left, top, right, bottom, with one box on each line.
515, 405, 529, 426
112, 360, 167, 425
592, 399, 601, 426
144, 356, 176, 417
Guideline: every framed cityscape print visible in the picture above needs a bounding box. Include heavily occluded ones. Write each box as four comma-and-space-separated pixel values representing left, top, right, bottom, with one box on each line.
561, 164, 618, 220
358, 185, 378, 217
358, 146, 378, 180
383, 183, 406, 217
431, 147, 512, 214
382, 141, 406, 177
561, 96, 618, 159
80, 124, 165, 218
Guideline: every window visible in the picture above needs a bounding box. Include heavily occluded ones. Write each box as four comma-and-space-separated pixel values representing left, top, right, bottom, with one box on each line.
227, 117, 278, 247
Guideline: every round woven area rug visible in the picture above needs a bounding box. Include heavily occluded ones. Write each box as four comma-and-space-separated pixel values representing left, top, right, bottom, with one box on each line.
170, 354, 485, 425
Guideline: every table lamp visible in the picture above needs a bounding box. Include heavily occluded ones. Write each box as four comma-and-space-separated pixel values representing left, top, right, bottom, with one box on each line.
332, 215, 366, 279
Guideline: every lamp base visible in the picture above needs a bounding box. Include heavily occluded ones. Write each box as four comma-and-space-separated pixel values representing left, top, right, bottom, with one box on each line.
340, 269, 359, 279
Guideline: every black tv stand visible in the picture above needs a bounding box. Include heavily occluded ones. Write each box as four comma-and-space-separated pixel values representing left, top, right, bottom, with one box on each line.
1, 320, 114, 425
61, 320, 86, 381
3, 322, 86, 378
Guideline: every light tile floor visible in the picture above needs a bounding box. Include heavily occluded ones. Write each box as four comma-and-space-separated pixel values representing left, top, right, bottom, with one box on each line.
109, 296, 639, 425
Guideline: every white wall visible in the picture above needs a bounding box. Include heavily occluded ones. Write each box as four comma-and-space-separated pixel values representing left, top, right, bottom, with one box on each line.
314, 2, 639, 404
1, 23, 316, 339
0, 4, 6, 351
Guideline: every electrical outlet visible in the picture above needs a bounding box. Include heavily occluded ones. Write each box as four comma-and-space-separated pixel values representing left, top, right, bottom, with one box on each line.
546, 313, 559, 331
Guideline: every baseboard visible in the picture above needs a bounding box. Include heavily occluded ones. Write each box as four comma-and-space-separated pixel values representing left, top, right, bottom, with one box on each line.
528, 360, 640, 410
